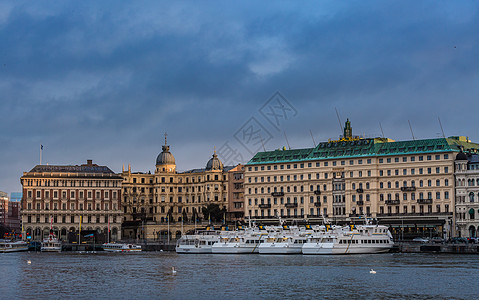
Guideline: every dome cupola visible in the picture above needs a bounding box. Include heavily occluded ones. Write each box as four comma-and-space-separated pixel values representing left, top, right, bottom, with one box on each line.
206, 149, 223, 171
156, 133, 176, 166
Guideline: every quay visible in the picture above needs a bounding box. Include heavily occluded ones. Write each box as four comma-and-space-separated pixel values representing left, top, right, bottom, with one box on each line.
55, 241, 479, 253
34, 241, 178, 252
394, 242, 479, 254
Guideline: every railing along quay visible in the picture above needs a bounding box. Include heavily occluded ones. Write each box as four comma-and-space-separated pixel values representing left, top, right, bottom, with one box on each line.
395, 242, 479, 254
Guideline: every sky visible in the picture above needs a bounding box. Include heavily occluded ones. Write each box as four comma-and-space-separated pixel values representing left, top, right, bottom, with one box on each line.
1, 1, 479, 195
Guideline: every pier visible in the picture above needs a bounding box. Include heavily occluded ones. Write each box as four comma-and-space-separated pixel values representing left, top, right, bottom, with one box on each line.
394, 242, 479, 254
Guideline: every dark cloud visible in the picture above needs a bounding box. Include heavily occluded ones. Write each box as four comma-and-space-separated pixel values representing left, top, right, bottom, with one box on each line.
1, 1, 479, 193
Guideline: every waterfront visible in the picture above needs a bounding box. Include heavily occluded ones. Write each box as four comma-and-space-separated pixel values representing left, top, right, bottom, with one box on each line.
1, 252, 477, 299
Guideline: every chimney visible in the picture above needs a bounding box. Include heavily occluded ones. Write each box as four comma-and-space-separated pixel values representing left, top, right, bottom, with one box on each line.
87, 159, 93, 165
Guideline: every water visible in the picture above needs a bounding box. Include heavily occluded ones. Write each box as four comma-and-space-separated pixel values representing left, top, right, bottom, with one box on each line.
0, 252, 476, 299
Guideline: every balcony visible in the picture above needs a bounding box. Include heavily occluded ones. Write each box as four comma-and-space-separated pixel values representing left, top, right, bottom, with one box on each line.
356, 200, 364, 206
285, 203, 298, 208
314, 202, 321, 207
417, 199, 433, 204
401, 186, 416, 192
356, 188, 364, 193
314, 190, 321, 195
271, 192, 284, 197
385, 200, 400, 205
259, 204, 271, 209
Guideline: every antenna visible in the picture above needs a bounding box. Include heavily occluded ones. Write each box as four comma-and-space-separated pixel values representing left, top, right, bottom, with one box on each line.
283, 130, 291, 150
258, 133, 266, 152
379, 122, 385, 138
309, 129, 317, 147
408, 120, 416, 140
438, 117, 446, 138
335, 108, 343, 132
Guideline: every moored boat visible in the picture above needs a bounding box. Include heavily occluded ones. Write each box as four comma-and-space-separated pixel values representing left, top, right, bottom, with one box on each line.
41, 219, 62, 252
211, 227, 270, 254
176, 230, 222, 254
0, 240, 29, 253
102, 243, 142, 252
302, 224, 394, 255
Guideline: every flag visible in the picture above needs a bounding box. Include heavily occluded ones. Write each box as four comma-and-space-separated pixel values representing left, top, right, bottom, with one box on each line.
41, 145, 43, 150
108, 216, 110, 232
79, 216, 82, 232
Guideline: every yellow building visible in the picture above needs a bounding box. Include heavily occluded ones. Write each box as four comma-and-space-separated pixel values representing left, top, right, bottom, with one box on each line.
121, 138, 232, 240
20, 160, 123, 242
244, 120, 479, 239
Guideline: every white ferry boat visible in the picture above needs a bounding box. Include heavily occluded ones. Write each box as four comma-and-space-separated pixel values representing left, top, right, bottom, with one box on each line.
176, 230, 222, 254
0, 240, 29, 253
102, 243, 142, 252
211, 227, 269, 254
41, 228, 62, 252
258, 226, 311, 255
302, 224, 393, 255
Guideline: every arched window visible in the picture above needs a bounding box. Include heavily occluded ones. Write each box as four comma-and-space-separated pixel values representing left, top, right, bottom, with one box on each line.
469, 225, 476, 237
470, 192, 475, 203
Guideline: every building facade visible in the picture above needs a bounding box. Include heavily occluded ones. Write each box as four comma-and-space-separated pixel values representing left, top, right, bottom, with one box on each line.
121, 140, 232, 240
454, 152, 479, 238
0, 191, 8, 227
20, 160, 123, 241
245, 121, 479, 239
227, 164, 245, 222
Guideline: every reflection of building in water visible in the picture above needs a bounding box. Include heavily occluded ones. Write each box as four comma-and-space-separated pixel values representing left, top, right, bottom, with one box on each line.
20, 160, 123, 241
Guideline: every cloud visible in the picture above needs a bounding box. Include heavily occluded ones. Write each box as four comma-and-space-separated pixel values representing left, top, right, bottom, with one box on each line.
1, 1, 479, 194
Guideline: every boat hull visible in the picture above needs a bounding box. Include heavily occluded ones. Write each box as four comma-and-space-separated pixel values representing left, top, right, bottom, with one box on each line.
0, 246, 29, 253
41, 247, 62, 252
176, 245, 212, 254
302, 243, 392, 255
258, 244, 302, 254
302, 243, 335, 255
211, 244, 259, 254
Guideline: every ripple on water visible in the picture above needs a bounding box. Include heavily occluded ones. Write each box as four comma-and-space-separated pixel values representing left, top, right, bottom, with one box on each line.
0, 252, 476, 299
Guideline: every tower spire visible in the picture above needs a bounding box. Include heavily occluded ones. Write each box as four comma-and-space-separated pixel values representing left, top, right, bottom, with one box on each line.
343, 119, 352, 139
164, 132, 168, 146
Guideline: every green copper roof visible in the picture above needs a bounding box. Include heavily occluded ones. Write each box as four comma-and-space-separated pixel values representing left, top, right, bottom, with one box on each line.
247, 137, 479, 165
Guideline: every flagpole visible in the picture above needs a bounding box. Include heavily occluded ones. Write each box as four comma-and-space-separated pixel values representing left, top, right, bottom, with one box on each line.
167, 216, 170, 244
79, 216, 82, 245
107, 215, 110, 243
40, 145, 43, 165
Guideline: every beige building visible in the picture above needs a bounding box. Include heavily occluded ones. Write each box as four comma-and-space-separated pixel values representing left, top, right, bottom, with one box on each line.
244, 120, 479, 239
20, 160, 123, 242
454, 151, 479, 238
121, 139, 232, 240
226, 164, 245, 222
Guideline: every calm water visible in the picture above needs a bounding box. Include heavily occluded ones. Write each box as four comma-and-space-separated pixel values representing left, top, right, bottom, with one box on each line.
0, 251, 477, 299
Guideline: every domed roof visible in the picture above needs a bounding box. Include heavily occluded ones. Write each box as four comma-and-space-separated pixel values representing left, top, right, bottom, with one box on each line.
456, 151, 468, 161
206, 151, 223, 171
156, 145, 176, 165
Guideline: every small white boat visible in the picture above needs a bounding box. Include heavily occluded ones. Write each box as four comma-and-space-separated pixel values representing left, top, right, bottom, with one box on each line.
0, 240, 29, 253
102, 243, 142, 252
176, 230, 222, 254
41, 222, 62, 252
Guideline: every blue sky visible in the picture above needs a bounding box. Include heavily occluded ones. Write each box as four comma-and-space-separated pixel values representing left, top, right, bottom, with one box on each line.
1, 1, 479, 194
